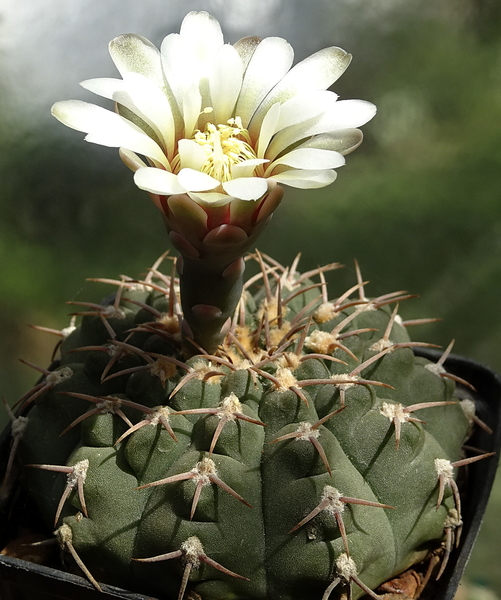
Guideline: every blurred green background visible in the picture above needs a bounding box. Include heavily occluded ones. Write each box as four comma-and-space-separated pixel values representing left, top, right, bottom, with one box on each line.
0, 0, 500, 595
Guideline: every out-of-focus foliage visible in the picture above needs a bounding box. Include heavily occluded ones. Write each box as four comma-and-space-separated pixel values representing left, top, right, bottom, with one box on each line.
0, 0, 500, 592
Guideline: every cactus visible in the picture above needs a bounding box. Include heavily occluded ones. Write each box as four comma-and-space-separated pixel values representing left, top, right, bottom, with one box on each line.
2, 10, 495, 600
11, 251, 491, 600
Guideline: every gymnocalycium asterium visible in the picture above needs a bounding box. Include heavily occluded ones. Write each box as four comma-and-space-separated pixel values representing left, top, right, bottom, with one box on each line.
3, 10, 495, 600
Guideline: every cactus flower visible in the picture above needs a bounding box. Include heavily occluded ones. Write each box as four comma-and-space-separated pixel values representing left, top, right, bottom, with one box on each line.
51, 11, 375, 207
51, 11, 377, 352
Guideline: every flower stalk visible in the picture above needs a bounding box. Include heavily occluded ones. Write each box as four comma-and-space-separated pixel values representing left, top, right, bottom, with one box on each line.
156, 185, 283, 352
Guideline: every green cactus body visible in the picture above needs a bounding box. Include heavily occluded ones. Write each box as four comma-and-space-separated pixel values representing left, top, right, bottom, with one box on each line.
18, 255, 471, 600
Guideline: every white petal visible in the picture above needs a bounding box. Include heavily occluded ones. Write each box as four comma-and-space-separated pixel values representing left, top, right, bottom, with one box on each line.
179, 11, 224, 62
223, 177, 269, 200
178, 168, 219, 192
235, 37, 294, 128
231, 158, 268, 179
109, 34, 164, 86
248, 47, 351, 134
161, 34, 198, 114
188, 191, 235, 206
323, 99, 377, 129
80, 77, 126, 100
134, 167, 186, 195
52, 100, 169, 168
161, 12, 223, 119
267, 99, 376, 159
82, 79, 164, 151
178, 139, 207, 171
297, 130, 364, 155
122, 72, 176, 158
52, 99, 117, 133
276, 91, 338, 131
209, 44, 244, 125
270, 169, 338, 188
233, 36, 262, 70
109, 35, 184, 137
84, 132, 168, 169
268, 148, 345, 172
257, 102, 281, 159
182, 83, 202, 138
82, 76, 175, 156
119, 148, 147, 172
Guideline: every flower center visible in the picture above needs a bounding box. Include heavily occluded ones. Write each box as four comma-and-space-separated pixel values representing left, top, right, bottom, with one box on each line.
193, 117, 257, 182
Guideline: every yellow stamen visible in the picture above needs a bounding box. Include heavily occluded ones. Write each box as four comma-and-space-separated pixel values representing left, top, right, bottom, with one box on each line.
193, 118, 257, 182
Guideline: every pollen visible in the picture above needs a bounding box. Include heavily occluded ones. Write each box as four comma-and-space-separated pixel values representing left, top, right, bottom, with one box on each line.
193, 118, 257, 182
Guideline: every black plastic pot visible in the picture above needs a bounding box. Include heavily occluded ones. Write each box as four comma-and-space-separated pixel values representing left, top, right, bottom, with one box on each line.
0, 350, 499, 600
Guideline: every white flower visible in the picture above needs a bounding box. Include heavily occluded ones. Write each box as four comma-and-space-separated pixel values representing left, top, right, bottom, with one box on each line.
52, 11, 376, 206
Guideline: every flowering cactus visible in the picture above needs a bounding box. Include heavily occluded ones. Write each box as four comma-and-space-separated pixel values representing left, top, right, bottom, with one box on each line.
3, 10, 495, 600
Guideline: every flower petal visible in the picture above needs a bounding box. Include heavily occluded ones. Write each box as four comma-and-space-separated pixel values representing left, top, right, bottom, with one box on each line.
270, 169, 338, 188
231, 158, 268, 179
161, 12, 223, 120
52, 100, 169, 168
119, 148, 147, 172
223, 177, 269, 201
257, 102, 281, 159
182, 83, 202, 138
178, 168, 219, 192
122, 72, 176, 158
109, 34, 164, 85
179, 11, 224, 61
209, 44, 244, 125
80, 77, 126, 100
161, 34, 198, 116
296, 130, 364, 155
266, 99, 376, 159
178, 139, 207, 171
248, 46, 351, 135
276, 91, 338, 131
268, 148, 345, 172
134, 167, 186, 195
235, 37, 294, 129
80, 73, 166, 151
324, 99, 377, 129
233, 36, 262, 70
109, 34, 184, 138
188, 191, 236, 207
